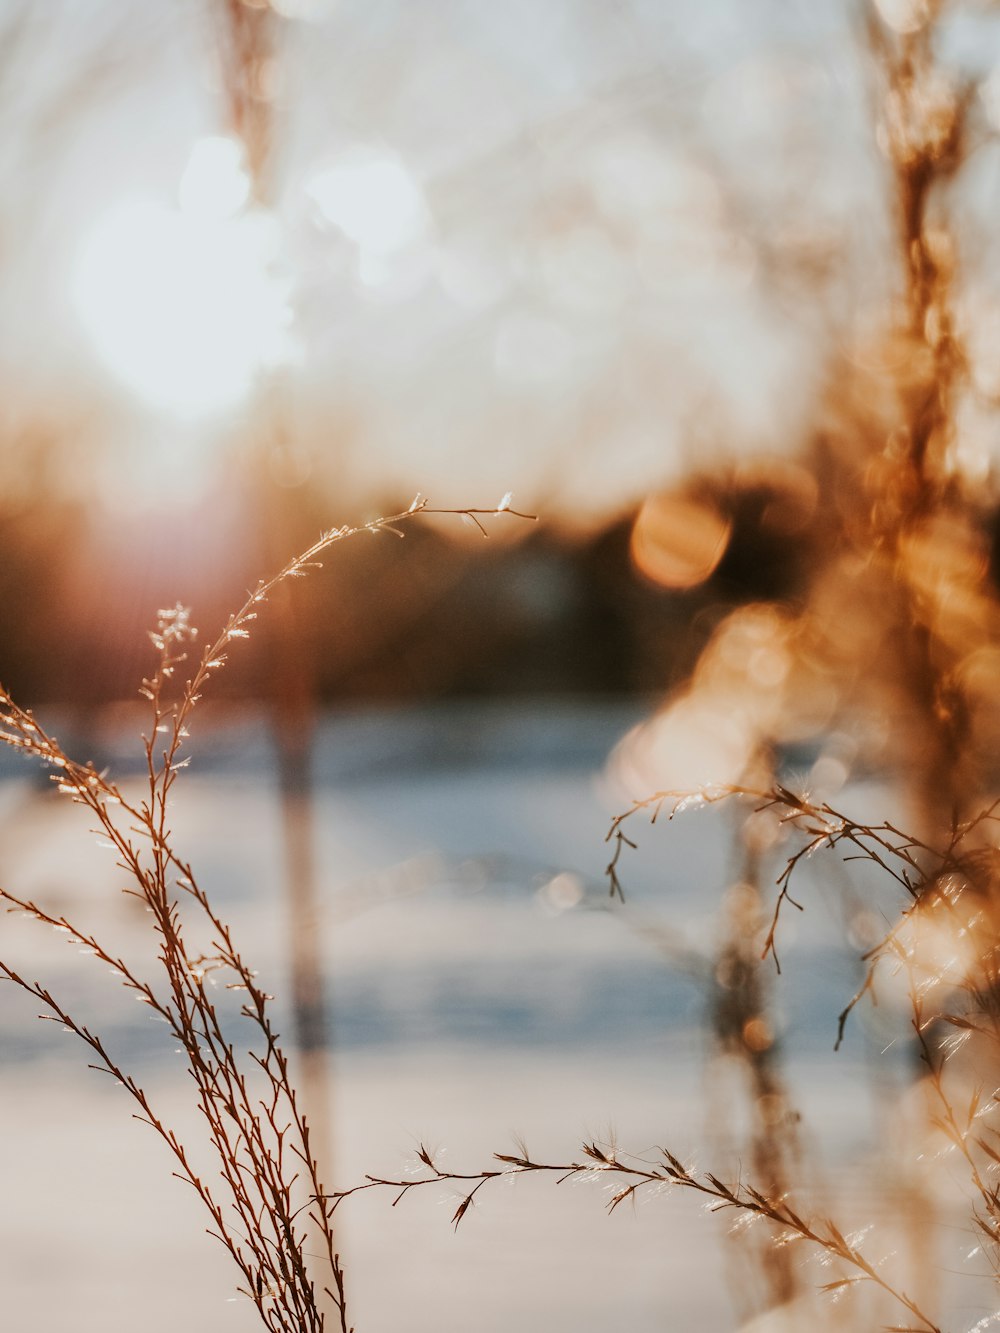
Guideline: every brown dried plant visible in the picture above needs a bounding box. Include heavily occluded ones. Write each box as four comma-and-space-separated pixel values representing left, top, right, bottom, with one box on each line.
338, 1114, 941, 1332
328, 5, 1000, 1329
0, 497, 533, 1332
335, 776, 1000, 1332
336, 1130, 930, 1314
601, 777, 1000, 1328
591, 5, 1000, 1319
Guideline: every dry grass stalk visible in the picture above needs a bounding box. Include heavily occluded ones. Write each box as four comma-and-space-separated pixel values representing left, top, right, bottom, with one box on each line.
333, 774, 1000, 1329
334, 1134, 940, 1332
327, 6, 1000, 1327
0, 497, 533, 1331
607, 780, 1000, 1321
317, 4, 1000, 1329
708, 836, 804, 1317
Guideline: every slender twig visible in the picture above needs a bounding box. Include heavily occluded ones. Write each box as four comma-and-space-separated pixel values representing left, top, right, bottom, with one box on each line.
0, 498, 534, 1332
329, 1141, 941, 1332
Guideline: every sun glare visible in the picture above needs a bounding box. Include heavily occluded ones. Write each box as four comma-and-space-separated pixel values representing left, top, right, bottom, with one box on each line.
178, 135, 252, 221
73, 137, 291, 421
307, 147, 429, 284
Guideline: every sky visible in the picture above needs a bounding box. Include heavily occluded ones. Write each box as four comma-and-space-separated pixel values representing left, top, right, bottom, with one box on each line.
0, 0, 904, 528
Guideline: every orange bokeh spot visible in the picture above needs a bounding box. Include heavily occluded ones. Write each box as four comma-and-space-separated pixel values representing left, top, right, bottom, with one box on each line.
742, 1017, 774, 1053
630, 491, 732, 589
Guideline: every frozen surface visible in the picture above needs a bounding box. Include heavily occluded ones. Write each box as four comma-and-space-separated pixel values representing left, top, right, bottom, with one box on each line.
0, 702, 991, 1332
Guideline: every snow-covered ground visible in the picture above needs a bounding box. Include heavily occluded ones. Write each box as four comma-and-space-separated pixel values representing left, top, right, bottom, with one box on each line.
0, 702, 992, 1331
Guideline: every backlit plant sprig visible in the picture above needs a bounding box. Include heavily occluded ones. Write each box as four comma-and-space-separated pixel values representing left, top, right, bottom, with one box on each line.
318, 774, 1000, 1331
336, 778, 998, 1332
607, 780, 1000, 1307
605, 782, 1000, 985
329, 1138, 941, 1332
0, 497, 534, 1333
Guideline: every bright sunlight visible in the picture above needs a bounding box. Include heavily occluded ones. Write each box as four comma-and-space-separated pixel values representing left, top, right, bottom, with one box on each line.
72, 136, 291, 421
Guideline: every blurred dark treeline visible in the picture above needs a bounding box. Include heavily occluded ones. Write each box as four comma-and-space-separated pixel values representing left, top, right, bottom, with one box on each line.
0, 481, 656, 707
0, 418, 823, 710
